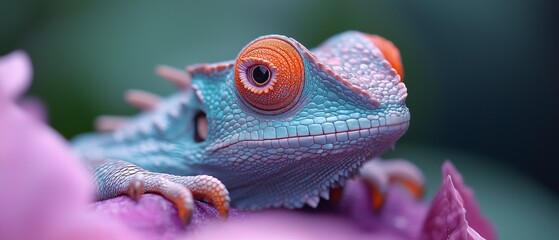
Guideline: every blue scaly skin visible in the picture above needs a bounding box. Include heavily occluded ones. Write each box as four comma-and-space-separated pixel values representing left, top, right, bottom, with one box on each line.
72, 31, 414, 222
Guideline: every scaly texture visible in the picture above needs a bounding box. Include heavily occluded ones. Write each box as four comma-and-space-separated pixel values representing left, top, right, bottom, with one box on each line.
72, 31, 411, 212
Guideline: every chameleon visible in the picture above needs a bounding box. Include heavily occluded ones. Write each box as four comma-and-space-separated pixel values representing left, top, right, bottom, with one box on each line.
72, 31, 423, 224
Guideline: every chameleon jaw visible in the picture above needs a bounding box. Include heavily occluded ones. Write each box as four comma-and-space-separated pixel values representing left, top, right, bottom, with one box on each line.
210, 114, 410, 153
207, 111, 410, 210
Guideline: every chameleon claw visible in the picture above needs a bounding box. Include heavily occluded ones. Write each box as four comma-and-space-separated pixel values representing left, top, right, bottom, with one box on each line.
143, 173, 195, 225
166, 175, 230, 219
381, 159, 425, 199
141, 173, 230, 222
368, 183, 386, 211
359, 158, 424, 211
359, 160, 389, 210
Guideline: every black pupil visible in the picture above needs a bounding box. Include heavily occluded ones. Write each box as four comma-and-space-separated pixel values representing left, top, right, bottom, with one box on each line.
251, 65, 270, 85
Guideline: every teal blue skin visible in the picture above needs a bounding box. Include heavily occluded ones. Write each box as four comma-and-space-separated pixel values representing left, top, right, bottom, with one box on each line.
73, 31, 410, 209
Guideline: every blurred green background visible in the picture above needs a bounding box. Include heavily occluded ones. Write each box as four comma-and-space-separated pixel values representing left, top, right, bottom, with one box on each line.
1, 0, 558, 238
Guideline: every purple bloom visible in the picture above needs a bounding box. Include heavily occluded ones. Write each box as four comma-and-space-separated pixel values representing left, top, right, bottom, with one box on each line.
420, 162, 496, 240
0, 51, 31, 101
0, 51, 495, 240
0, 51, 141, 240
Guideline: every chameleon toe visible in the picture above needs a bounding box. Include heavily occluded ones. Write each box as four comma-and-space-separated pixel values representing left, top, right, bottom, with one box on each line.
359, 158, 425, 211
368, 183, 386, 211
166, 175, 230, 219
380, 159, 425, 199
359, 160, 389, 211
143, 173, 195, 225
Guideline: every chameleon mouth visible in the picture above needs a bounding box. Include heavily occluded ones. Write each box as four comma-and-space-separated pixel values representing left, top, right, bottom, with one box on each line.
210, 114, 410, 152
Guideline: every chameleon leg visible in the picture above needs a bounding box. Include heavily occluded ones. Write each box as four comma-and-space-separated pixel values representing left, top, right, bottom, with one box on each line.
89, 159, 229, 224
358, 158, 424, 210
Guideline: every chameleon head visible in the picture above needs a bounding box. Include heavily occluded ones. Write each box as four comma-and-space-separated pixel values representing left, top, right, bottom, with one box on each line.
190, 31, 409, 209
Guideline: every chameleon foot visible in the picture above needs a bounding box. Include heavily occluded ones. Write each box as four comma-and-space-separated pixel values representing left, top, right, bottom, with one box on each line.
358, 158, 424, 210
90, 159, 229, 224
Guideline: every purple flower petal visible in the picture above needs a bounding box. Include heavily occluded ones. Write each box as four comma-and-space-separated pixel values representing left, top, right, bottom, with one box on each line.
339, 178, 427, 238
191, 210, 412, 240
92, 194, 247, 239
18, 96, 48, 122
0, 51, 141, 240
420, 161, 496, 240
0, 53, 88, 239
0, 51, 32, 101
442, 161, 496, 240
419, 175, 480, 240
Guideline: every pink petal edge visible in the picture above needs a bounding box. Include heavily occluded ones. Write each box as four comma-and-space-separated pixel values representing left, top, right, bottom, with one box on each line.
0, 50, 32, 100
18, 96, 48, 122
420, 161, 496, 240
0, 51, 143, 240
420, 175, 484, 240
442, 161, 496, 240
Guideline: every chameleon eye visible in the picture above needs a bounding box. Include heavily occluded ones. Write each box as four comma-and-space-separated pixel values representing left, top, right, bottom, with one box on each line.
249, 65, 271, 85
235, 37, 304, 113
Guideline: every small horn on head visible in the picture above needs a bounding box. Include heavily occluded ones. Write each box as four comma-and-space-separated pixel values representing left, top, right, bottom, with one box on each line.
156, 65, 192, 89
124, 89, 161, 110
95, 115, 129, 132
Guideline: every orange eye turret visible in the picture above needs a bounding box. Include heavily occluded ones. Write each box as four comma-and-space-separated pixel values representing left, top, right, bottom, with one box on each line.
234, 37, 304, 113
366, 34, 404, 80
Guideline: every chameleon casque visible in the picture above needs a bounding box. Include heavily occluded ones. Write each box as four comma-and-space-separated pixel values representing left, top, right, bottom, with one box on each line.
72, 31, 422, 223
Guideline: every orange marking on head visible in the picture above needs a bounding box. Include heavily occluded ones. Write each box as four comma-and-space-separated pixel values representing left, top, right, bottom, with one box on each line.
366, 34, 404, 80
234, 37, 304, 113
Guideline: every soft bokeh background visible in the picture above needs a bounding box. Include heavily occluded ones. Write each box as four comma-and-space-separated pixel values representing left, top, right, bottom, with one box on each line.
1, 0, 557, 239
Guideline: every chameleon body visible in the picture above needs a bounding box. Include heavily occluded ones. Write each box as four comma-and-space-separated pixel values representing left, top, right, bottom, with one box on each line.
73, 31, 411, 213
